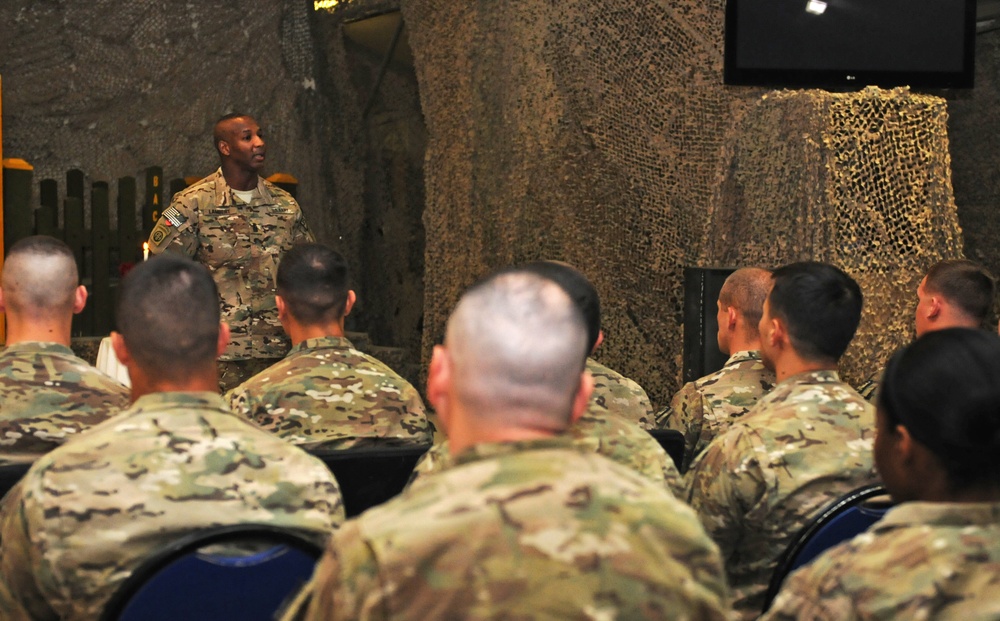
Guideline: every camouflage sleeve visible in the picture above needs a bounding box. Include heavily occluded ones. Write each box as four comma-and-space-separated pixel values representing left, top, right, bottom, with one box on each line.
225, 385, 256, 422
665, 382, 706, 472
292, 205, 316, 244
147, 200, 198, 256
405, 440, 450, 488
684, 428, 765, 562
301, 521, 387, 621
0, 482, 57, 620
760, 563, 856, 621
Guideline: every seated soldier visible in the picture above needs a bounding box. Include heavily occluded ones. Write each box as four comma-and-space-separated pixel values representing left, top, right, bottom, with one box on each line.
281, 268, 731, 620
411, 261, 680, 492
763, 328, 1000, 620
857, 258, 995, 400
0, 255, 344, 620
226, 243, 432, 450
685, 261, 878, 619
0, 236, 128, 463
657, 267, 776, 472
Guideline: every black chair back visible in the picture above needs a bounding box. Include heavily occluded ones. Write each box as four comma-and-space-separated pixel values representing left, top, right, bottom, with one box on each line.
761, 483, 892, 613
310, 443, 430, 517
646, 429, 685, 471
100, 523, 323, 621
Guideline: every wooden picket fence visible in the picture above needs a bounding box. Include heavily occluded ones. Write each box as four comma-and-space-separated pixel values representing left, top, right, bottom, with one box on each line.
1, 163, 299, 338
1, 165, 182, 336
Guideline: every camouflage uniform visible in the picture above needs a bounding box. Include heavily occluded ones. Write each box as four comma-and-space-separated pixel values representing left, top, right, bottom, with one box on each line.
0, 392, 343, 620
587, 357, 655, 429
685, 369, 877, 620
146, 168, 315, 361
283, 438, 731, 621
855, 368, 881, 402
0, 342, 129, 464
762, 502, 1000, 620
657, 350, 775, 472
226, 336, 433, 450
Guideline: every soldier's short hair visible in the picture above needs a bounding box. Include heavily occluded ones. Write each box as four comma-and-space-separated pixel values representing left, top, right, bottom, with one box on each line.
277, 243, 350, 325
719, 267, 772, 339
116, 254, 221, 380
879, 327, 1000, 490
2, 235, 79, 316
446, 270, 589, 427
213, 112, 253, 153
768, 261, 863, 363
515, 261, 601, 353
923, 259, 995, 325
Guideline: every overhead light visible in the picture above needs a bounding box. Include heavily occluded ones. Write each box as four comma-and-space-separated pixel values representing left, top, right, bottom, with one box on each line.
806, 0, 828, 15
314, 0, 340, 9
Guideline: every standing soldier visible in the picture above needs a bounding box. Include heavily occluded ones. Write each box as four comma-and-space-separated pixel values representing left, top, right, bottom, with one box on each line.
147, 113, 314, 389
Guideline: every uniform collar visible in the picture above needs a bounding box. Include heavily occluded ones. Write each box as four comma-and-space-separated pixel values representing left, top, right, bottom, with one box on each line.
289, 335, 355, 355
130, 391, 231, 414
874, 500, 1000, 532
725, 350, 763, 366
1, 341, 76, 357
210, 167, 275, 207
452, 437, 579, 467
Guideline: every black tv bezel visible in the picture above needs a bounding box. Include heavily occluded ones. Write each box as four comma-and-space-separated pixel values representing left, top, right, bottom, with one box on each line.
723, 0, 978, 89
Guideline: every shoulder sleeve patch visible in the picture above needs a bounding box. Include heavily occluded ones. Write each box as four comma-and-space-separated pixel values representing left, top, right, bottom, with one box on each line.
147, 219, 179, 252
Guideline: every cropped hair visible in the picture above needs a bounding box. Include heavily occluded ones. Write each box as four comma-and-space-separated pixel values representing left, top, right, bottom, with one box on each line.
213, 112, 252, 151
276, 244, 350, 325
515, 261, 601, 352
446, 270, 588, 426
879, 328, 1000, 490
768, 262, 863, 363
924, 259, 996, 325
116, 254, 221, 380
719, 267, 772, 339
2, 235, 79, 314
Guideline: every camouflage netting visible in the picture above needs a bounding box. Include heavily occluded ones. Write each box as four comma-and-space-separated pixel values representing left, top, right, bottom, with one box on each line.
403, 0, 965, 404
704, 87, 964, 384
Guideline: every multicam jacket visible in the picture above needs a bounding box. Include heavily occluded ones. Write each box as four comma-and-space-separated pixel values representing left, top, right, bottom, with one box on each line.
284, 438, 731, 621
0, 342, 129, 464
586, 357, 655, 429
226, 336, 433, 450
762, 502, 1000, 620
147, 168, 314, 360
0, 392, 343, 620
685, 369, 878, 620
658, 350, 775, 472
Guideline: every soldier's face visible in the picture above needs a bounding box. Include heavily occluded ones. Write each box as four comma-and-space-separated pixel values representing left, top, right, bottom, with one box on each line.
221, 117, 267, 172
873, 407, 907, 501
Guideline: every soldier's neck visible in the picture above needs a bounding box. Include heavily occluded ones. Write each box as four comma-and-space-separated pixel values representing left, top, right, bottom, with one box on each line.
4, 315, 72, 348
128, 365, 221, 401
774, 352, 837, 382
221, 165, 259, 192
286, 320, 346, 347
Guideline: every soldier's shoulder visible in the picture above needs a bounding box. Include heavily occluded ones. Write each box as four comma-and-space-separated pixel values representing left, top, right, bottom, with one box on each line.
262, 180, 301, 209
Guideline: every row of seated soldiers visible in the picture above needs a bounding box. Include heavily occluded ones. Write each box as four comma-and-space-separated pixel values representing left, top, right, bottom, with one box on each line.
0, 234, 998, 619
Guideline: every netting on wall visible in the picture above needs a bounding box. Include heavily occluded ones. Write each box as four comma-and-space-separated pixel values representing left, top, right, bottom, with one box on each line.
705, 87, 964, 382
404, 0, 965, 404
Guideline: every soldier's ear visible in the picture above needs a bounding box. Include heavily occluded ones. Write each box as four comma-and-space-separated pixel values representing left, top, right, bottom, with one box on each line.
0, 287, 6, 314
218, 140, 231, 157
727, 306, 738, 330
927, 296, 942, 319
72, 285, 88, 315
426, 345, 452, 429
344, 290, 357, 318
275, 296, 288, 322
110, 331, 131, 366
569, 370, 594, 425
217, 322, 231, 357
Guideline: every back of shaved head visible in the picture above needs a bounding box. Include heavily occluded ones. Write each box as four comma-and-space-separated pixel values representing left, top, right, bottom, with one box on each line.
446, 271, 589, 427
2, 236, 79, 318
719, 267, 772, 339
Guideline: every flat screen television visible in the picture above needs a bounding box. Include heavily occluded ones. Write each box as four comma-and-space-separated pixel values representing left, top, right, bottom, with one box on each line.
724, 0, 977, 89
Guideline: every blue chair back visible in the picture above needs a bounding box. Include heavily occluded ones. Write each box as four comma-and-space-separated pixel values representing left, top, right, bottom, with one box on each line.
100, 524, 323, 621
762, 483, 892, 613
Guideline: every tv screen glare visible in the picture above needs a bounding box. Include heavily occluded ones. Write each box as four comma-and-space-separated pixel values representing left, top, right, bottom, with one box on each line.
724, 0, 976, 89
